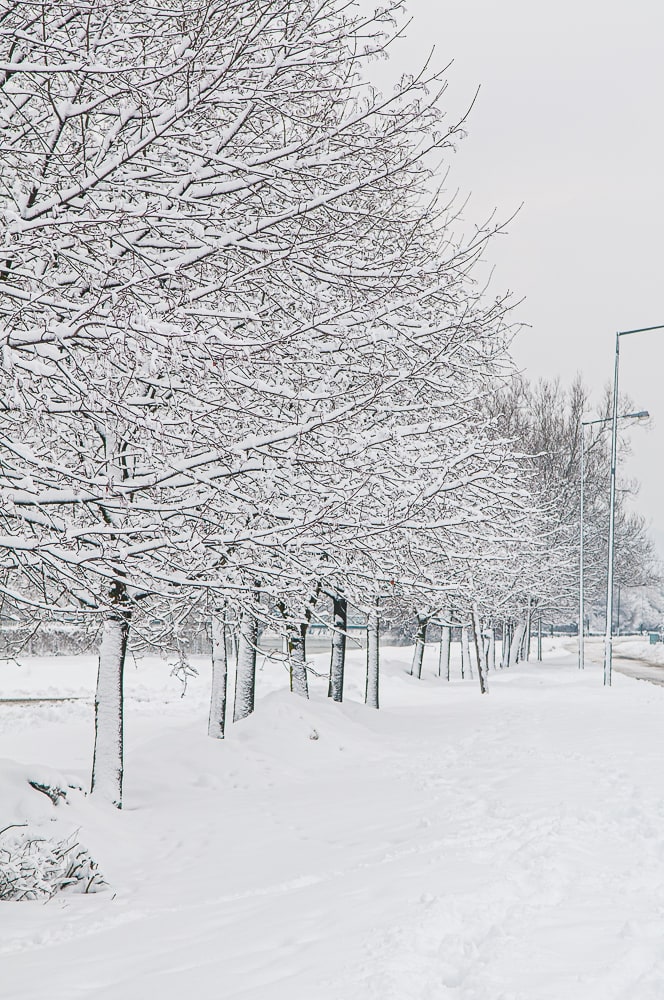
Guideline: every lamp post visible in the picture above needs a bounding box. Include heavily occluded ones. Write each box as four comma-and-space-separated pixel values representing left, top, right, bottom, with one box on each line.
604, 323, 664, 687
579, 411, 648, 671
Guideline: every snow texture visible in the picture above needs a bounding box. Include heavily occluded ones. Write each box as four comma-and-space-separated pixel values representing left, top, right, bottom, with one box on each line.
2, 636, 664, 998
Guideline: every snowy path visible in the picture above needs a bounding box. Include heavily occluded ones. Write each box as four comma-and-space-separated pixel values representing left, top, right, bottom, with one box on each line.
3, 646, 664, 998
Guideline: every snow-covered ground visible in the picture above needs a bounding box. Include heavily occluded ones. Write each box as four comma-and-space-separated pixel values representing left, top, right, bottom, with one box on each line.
3, 639, 664, 999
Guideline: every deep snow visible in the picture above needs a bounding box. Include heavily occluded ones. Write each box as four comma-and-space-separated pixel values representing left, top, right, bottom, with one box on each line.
3, 637, 664, 999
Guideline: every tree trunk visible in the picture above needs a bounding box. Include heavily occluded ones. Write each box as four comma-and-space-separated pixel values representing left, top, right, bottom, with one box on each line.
365, 603, 380, 709
537, 616, 543, 661
288, 623, 309, 699
500, 621, 509, 668
234, 606, 258, 722
91, 601, 130, 809
519, 616, 529, 660
411, 615, 428, 678
471, 606, 489, 694
438, 624, 451, 681
510, 619, 527, 667
328, 594, 347, 703
488, 627, 496, 671
208, 615, 228, 739
525, 597, 532, 661
461, 624, 472, 679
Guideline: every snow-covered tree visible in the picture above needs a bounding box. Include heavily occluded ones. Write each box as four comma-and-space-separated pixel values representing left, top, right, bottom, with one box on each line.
0, 0, 520, 799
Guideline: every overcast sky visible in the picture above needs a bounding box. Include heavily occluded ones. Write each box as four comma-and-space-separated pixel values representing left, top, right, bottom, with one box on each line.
369, 0, 664, 559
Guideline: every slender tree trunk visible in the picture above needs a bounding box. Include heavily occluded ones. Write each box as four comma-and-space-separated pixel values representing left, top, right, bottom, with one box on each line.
488, 626, 496, 671
483, 623, 491, 671
91, 425, 130, 809
288, 623, 309, 699
411, 615, 428, 678
208, 615, 228, 739
365, 603, 380, 709
328, 594, 347, 702
234, 606, 258, 722
471, 606, 489, 694
525, 597, 532, 661
461, 624, 472, 679
537, 616, 543, 661
471, 613, 481, 675
91, 592, 130, 809
519, 616, 529, 660
500, 620, 510, 668
438, 624, 451, 681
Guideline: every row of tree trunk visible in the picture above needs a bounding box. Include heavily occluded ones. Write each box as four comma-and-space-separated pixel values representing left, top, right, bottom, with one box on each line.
91, 592, 382, 808
411, 607, 543, 694
91, 592, 542, 810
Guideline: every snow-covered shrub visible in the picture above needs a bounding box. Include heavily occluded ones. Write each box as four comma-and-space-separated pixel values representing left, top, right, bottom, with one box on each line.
0, 826, 106, 901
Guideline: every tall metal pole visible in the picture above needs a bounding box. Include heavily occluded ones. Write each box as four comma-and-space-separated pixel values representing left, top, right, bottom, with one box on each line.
602, 321, 664, 687
581, 408, 648, 678
579, 424, 585, 670
603, 333, 620, 686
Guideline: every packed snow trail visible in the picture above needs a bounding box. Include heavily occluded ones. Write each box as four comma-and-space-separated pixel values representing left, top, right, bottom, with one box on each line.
3, 644, 664, 998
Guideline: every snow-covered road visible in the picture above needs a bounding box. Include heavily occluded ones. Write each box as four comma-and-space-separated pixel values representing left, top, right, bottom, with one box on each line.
3, 643, 664, 999
580, 634, 664, 687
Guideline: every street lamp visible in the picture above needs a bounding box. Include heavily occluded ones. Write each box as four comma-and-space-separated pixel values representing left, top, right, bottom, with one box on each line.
604, 323, 664, 687
579, 411, 648, 671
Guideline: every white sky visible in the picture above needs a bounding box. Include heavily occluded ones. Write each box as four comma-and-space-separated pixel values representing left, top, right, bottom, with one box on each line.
369, 0, 664, 559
